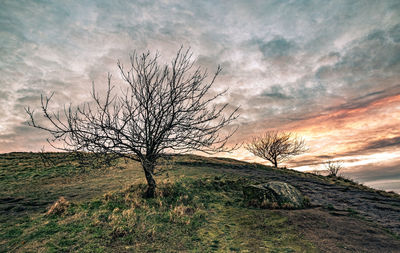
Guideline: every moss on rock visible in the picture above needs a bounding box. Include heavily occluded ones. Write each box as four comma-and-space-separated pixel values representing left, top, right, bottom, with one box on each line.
243, 181, 309, 209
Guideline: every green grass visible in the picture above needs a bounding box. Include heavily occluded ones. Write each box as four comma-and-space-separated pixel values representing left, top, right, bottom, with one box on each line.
0, 153, 317, 252
2, 177, 316, 252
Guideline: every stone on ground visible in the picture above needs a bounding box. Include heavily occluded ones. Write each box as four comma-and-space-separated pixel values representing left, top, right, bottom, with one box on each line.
243, 181, 308, 209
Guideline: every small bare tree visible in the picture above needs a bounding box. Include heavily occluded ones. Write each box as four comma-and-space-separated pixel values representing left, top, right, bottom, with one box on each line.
324, 160, 343, 177
245, 131, 307, 168
26, 48, 238, 197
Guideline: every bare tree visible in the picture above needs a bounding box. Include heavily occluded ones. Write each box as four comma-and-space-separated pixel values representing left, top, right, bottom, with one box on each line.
324, 160, 343, 177
245, 131, 307, 168
26, 47, 239, 197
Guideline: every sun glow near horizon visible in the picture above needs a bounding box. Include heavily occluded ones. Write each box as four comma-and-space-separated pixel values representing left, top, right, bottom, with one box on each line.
1, 0, 399, 193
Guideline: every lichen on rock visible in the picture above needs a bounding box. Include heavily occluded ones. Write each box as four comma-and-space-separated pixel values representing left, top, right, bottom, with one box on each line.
243, 181, 309, 209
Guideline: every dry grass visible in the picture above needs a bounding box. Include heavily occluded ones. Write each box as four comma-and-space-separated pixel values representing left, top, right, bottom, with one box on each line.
2, 152, 399, 252
46, 197, 70, 216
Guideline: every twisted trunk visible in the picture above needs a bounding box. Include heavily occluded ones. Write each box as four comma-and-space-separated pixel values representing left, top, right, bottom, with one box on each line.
142, 159, 156, 198
273, 154, 278, 168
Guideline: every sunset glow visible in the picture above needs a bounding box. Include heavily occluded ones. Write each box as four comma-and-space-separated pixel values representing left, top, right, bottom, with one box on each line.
1, 0, 399, 192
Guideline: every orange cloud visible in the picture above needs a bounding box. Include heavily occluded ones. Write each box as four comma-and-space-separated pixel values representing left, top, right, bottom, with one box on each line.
225, 93, 400, 172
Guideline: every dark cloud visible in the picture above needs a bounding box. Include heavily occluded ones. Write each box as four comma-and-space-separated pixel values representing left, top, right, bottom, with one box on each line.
248, 23, 400, 126
261, 85, 293, 100
324, 85, 400, 113
252, 36, 298, 58
361, 137, 400, 151
0, 0, 400, 191
389, 23, 400, 42
344, 162, 400, 183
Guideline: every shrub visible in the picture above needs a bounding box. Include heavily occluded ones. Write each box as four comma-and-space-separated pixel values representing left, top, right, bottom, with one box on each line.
324, 160, 343, 177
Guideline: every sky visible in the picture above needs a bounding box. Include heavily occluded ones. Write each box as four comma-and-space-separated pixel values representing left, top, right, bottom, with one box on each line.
1, 0, 399, 192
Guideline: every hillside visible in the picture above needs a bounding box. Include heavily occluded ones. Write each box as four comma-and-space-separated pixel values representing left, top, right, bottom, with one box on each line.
1, 152, 399, 252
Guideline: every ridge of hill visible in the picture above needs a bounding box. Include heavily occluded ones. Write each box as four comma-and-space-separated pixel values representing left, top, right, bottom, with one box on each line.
1, 152, 399, 252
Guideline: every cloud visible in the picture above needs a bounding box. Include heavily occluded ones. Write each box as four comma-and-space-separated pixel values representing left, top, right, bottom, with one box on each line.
344, 162, 400, 183
252, 36, 298, 58
360, 137, 400, 152
0, 0, 400, 192
261, 85, 293, 100
389, 23, 400, 42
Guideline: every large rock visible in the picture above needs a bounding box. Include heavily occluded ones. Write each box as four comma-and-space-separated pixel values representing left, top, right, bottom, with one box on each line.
243, 181, 308, 209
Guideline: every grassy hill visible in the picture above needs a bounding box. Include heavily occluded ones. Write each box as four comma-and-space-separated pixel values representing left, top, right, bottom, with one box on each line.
1, 152, 399, 252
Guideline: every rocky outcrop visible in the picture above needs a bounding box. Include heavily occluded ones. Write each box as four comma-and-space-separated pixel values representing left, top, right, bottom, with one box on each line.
243, 181, 309, 209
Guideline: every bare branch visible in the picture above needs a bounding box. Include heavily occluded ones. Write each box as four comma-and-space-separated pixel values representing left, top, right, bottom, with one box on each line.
26, 47, 239, 197
324, 160, 343, 177
245, 131, 307, 168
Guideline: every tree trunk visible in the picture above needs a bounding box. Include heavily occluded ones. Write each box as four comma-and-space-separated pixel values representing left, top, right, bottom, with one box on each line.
142, 159, 156, 198
273, 160, 278, 168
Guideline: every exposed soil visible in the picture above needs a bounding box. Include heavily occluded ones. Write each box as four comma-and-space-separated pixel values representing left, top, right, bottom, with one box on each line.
2, 154, 399, 252
200, 160, 400, 252
280, 208, 400, 253
213, 163, 400, 236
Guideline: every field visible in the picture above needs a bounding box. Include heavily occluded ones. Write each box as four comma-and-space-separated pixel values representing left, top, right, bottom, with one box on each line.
1, 152, 399, 252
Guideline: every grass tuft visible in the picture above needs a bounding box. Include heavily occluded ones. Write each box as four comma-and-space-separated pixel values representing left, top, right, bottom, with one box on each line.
2, 174, 316, 252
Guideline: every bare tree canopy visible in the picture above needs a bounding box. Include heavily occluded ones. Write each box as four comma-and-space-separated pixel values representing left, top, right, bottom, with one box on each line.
26, 47, 239, 197
245, 131, 307, 168
324, 160, 343, 177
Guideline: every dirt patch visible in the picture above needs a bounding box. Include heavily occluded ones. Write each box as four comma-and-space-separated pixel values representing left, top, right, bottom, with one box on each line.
216, 164, 400, 236
279, 207, 400, 253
